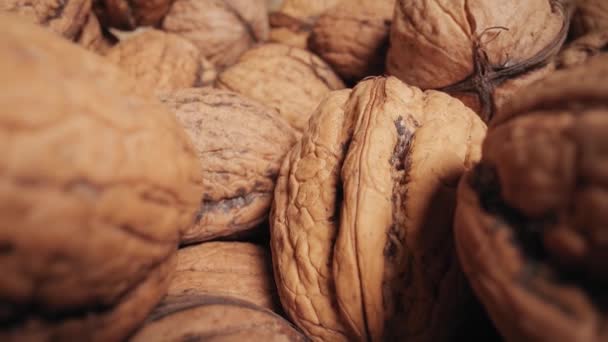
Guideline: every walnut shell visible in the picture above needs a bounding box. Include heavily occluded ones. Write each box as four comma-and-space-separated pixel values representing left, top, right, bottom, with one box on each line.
309, 0, 394, 82
271, 76, 486, 341
555, 31, 608, 70
162, 0, 269, 69
166, 242, 280, 311
131, 295, 308, 341
93, 0, 173, 30
386, 0, 574, 122
269, 26, 310, 49
572, 0, 608, 37
76, 11, 117, 54
160, 88, 297, 244
216, 44, 345, 132
454, 55, 608, 342
106, 29, 216, 96
0, 15, 202, 341
0, 0, 92, 39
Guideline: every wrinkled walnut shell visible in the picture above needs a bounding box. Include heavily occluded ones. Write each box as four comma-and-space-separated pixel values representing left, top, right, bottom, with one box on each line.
271, 76, 486, 341
162, 0, 269, 69
166, 242, 280, 311
0, 15, 202, 341
93, 0, 173, 30
555, 31, 608, 70
572, 0, 608, 37
217, 44, 345, 132
387, 0, 574, 122
455, 55, 608, 342
106, 29, 216, 96
160, 88, 297, 244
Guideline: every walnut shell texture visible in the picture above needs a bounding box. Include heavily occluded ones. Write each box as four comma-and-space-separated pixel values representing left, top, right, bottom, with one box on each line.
217, 43, 345, 132
309, 0, 394, 82
271, 76, 486, 341
131, 295, 308, 341
166, 242, 280, 311
162, 0, 270, 69
455, 55, 608, 342
386, 0, 574, 122
93, 0, 173, 30
0, 15, 202, 341
160, 88, 298, 244
76, 11, 116, 54
106, 29, 216, 96
572, 0, 608, 37
555, 31, 608, 70
0, 0, 92, 39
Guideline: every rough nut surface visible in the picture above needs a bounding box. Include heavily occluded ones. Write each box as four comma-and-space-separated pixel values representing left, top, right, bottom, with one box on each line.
271, 76, 487, 341
93, 0, 173, 30
455, 55, 608, 342
0, 15, 202, 342
166, 242, 280, 311
160, 88, 298, 244
309, 0, 394, 82
555, 31, 608, 70
217, 44, 345, 132
386, 0, 574, 122
131, 295, 308, 341
0, 0, 92, 39
106, 29, 216, 96
572, 0, 608, 37
76, 11, 116, 54
162, 0, 269, 69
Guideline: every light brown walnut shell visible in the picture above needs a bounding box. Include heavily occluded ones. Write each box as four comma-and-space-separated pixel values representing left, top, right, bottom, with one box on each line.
0, 14, 202, 342
572, 0, 608, 37
455, 55, 608, 342
271, 76, 487, 341
216, 43, 345, 132
93, 0, 173, 30
160, 88, 298, 244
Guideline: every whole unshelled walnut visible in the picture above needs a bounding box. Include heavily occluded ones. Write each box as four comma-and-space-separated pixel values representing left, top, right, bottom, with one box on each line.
271, 76, 487, 341
93, 0, 173, 30
216, 44, 345, 132
162, 0, 269, 69
106, 29, 216, 96
387, 0, 574, 122
0, 15, 202, 342
309, 0, 394, 82
160, 88, 298, 244
455, 55, 608, 342
572, 0, 608, 37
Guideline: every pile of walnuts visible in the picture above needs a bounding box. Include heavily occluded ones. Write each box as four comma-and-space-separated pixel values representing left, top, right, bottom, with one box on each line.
1, 1, 606, 341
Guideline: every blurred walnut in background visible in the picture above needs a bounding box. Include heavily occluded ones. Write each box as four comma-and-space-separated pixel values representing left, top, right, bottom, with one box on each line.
93, 0, 173, 30
572, 0, 608, 37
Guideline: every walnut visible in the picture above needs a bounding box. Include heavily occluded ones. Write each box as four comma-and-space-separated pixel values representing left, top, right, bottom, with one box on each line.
131, 295, 308, 341
106, 29, 216, 96
166, 242, 280, 311
386, 0, 574, 122
160, 88, 298, 244
76, 11, 117, 54
555, 31, 608, 70
572, 0, 608, 37
0, 0, 92, 39
92, 0, 173, 30
309, 0, 394, 82
0, 15, 202, 341
454, 55, 608, 342
271, 76, 487, 341
162, 0, 269, 69
216, 44, 345, 132
269, 27, 309, 49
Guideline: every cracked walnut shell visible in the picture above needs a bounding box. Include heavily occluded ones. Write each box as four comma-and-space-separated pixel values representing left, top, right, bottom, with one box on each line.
93, 0, 173, 30
160, 88, 298, 244
0, 15, 202, 342
454, 55, 608, 342
271, 76, 486, 341
386, 0, 574, 122
217, 44, 345, 132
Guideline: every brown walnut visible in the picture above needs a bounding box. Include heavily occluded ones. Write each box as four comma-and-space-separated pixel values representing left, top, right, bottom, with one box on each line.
555, 31, 608, 70
271, 76, 486, 341
93, 0, 173, 30
106, 29, 216, 96
572, 0, 608, 37
160, 88, 298, 244
454, 55, 608, 342
76, 11, 117, 54
386, 0, 574, 122
0, 15, 202, 341
162, 0, 269, 69
309, 0, 394, 82
216, 43, 345, 132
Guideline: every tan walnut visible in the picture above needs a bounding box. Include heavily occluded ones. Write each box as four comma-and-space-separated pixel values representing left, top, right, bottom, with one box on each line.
0, 15, 202, 342
309, 0, 395, 82
572, 0, 608, 37
92, 0, 173, 30
160, 88, 298, 244
454, 55, 608, 342
162, 0, 269, 69
217, 43, 345, 132
386, 0, 574, 122
271, 76, 487, 341
106, 29, 216, 96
